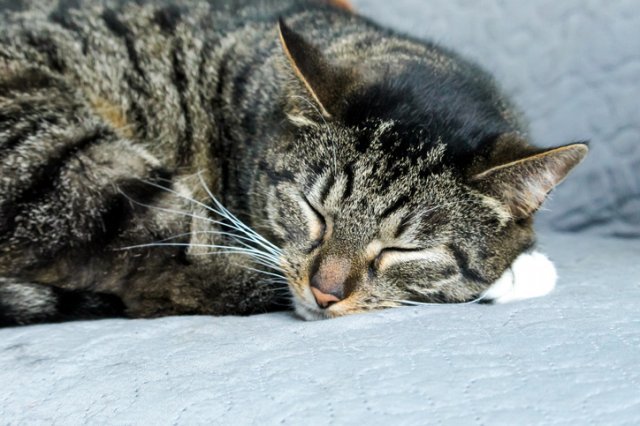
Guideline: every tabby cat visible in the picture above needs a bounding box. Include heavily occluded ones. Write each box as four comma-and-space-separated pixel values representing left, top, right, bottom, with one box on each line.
0, 0, 587, 326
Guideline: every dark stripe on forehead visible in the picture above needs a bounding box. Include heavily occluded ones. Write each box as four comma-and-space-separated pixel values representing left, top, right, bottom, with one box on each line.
342, 161, 355, 201
318, 173, 335, 205
393, 212, 413, 239
448, 244, 488, 284
258, 160, 294, 184
209, 46, 234, 204
380, 194, 410, 219
101, 9, 152, 140
355, 130, 372, 153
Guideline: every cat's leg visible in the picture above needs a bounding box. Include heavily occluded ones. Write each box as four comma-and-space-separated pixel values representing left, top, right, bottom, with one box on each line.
0, 66, 289, 321
0, 65, 169, 263
0, 277, 126, 326
0, 66, 175, 315
116, 215, 290, 317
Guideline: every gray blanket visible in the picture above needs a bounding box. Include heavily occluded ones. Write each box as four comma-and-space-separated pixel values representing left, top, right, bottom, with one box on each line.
1, 233, 639, 424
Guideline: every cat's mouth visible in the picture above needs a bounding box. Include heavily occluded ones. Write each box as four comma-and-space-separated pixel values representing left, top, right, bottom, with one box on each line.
293, 297, 361, 320
288, 281, 334, 320
294, 300, 332, 320
293, 296, 389, 320
286, 280, 343, 320
288, 280, 389, 320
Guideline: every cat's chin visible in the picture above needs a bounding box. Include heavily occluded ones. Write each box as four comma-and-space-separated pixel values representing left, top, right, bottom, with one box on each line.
294, 302, 330, 321
481, 250, 558, 304
293, 297, 361, 320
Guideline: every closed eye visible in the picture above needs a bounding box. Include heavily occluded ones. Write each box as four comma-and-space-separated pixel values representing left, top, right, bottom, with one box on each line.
373, 247, 451, 271
300, 195, 327, 251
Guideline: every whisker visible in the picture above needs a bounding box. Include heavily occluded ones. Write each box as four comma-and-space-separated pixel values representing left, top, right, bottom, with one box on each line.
190, 251, 283, 272
143, 229, 278, 257
394, 293, 488, 306
196, 173, 281, 255
118, 242, 281, 266
240, 266, 288, 281
119, 176, 292, 284
228, 261, 289, 282
130, 178, 282, 258
118, 189, 267, 245
119, 185, 283, 261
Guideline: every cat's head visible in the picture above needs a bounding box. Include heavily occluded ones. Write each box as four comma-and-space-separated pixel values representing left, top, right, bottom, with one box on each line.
262, 20, 587, 320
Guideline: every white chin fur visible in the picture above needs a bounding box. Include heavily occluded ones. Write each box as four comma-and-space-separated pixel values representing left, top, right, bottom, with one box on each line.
294, 302, 327, 321
481, 251, 557, 304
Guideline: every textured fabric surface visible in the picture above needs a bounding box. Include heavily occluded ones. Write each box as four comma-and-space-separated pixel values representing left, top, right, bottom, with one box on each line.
2, 232, 639, 425
352, 0, 640, 237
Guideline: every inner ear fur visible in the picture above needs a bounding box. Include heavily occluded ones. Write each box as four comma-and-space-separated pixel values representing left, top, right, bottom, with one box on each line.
325, 0, 355, 12
277, 18, 356, 119
471, 134, 588, 219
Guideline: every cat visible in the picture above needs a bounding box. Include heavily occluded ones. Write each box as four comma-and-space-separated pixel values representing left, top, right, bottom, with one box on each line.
0, 0, 587, 326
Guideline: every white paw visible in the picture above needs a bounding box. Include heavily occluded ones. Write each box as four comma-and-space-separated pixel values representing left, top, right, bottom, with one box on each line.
482, 251, 557, 304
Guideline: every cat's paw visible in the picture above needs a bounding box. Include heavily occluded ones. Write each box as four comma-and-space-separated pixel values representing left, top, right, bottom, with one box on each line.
481, 251, 557, 304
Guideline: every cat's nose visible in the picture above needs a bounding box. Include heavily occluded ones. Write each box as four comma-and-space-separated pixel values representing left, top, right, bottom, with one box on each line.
310, 287, 341, 308
309, 256, 351, 308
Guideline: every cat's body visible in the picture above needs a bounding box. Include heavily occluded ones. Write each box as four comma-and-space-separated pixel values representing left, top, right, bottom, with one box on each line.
0, 0, 586, 326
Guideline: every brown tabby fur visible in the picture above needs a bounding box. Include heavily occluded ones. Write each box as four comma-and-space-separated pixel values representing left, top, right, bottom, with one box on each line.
0, 0, 586, 325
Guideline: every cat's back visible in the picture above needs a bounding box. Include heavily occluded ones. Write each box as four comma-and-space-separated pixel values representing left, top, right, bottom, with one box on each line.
0, 0, 523, 162
0, 0, 326, 167
0, 0, 329, 36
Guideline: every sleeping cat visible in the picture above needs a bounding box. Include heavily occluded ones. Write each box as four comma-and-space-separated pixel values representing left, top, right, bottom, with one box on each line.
0, 0, 586, 326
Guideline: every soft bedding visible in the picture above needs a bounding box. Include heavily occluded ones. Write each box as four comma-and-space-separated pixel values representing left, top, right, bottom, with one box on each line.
1, 232, 638, 424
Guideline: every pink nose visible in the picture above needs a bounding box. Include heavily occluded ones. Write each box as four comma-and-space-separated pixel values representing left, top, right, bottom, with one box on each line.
309, 256, 351, 309
311, 287, 341, 308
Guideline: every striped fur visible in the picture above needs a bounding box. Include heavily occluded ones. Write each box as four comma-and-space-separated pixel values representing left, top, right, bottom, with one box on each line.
0, 0, 586, 325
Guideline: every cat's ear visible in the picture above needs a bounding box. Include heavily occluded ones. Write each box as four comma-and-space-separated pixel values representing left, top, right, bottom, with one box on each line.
471, 140, 588, 219
277, 18, 354, 119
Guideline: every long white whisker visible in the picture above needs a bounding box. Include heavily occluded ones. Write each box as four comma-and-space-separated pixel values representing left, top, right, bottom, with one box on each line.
119, 189, 259, 240
210, 206, 280, 256
196, 173, 281, 254
395, 292, 488, 306
189, 250, 283, 271
119, 186, 282, 258
119, 242, 281, 265
120, 178, 291, 280
240, 266, 288, 281
148, 229, 277, 256
228, 261, 289, 281
113, 211, 280, 266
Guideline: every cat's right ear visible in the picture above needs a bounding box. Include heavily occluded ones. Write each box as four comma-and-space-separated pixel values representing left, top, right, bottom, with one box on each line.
470, 139, 588, 219
277, 18, 356, 121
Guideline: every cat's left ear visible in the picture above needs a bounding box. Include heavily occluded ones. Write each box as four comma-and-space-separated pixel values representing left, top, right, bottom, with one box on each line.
278, 18, 356, 120
471, 141, 588, 219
